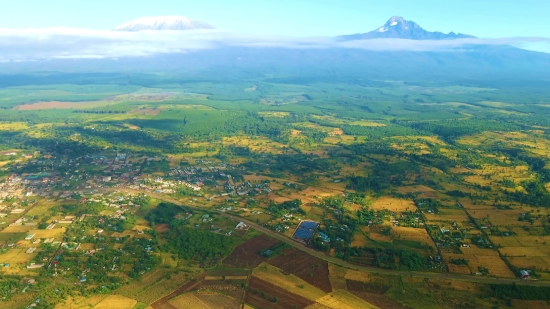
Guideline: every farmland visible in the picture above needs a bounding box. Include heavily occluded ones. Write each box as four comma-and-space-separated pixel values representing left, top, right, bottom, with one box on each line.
0, 72, 549, 309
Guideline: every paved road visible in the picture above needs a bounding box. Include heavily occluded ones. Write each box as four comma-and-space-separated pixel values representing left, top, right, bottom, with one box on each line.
111, 188, 550, 287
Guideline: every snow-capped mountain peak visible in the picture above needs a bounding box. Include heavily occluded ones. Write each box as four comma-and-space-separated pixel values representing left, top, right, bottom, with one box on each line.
113, 16, 214, 31
339, 16, 475, 41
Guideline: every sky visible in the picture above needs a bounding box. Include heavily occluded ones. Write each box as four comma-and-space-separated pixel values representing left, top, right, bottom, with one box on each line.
0, 0, 548, 38
0, 0, 549, 61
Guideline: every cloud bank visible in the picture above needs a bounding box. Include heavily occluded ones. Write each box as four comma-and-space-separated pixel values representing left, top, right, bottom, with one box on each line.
0, 28, 548, 61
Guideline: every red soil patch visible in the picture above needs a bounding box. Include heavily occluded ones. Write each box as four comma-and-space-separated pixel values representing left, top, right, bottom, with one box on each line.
423, 191, 438, 198
223, 235, 280, 268
246, 276, 314, 309
268, 248, 332, 293
129, 108, 161, 115
154, 224, 170, 233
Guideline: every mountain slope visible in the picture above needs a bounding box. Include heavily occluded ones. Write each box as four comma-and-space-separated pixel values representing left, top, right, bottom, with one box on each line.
113, 16, 214, 31
339, 16, 474, 40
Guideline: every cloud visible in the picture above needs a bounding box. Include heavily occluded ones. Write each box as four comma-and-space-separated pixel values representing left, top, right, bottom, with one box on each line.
0, 27, 548, 61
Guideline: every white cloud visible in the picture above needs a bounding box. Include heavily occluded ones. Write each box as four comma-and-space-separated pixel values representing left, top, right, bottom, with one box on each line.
0, 27, 548, 61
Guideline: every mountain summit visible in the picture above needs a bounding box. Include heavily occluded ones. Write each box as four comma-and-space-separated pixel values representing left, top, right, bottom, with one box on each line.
339, 16, 475, 40
113, 16, 214, 31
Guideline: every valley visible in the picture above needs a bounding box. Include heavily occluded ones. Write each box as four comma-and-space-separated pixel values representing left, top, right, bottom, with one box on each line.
1, 74, 550, 308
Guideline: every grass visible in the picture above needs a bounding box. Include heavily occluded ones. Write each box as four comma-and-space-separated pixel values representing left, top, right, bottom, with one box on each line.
132, 302, 148, 309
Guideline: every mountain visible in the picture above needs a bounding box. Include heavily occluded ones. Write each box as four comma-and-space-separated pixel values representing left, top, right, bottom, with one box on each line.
113, 16, 214, 31
339, 16, 475, 40
2, 16, 550, 83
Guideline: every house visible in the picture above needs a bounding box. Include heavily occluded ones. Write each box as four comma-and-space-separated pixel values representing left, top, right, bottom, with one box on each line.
520, 270, 530, 279
236, 222, 248, 229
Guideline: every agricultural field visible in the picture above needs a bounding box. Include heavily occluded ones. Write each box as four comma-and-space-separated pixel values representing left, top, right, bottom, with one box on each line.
222, 235, 281, 268
1, 72, 550, 309
267, 248, 332, 293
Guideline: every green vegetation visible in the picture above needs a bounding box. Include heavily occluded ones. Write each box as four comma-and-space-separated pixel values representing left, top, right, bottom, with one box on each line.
2, 72, 550, 309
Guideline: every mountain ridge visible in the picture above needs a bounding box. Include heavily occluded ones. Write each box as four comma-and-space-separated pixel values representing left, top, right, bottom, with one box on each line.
113, 16, 214, 31
339, 16, 475, 40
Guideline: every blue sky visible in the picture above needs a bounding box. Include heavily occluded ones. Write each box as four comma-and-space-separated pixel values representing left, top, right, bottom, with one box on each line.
1, 0, 549, 38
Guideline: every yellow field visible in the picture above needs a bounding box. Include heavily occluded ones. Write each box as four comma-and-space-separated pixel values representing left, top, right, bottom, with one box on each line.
468, 255, 515, 278
169, 293, 210, 309
0, 122, 29, 130
392, 226, 435, 247
55, 295, 109, 309
328, 264, 348, 290
472, 209, 525, 226
115, 268, 172, 299
424, 209, 470, 223
222, 136, 288, 154
461, 246, 500, 256
369, 232, 392, 243
370, 197, 416, 212
1, 226, 33, 233
252, 262, 326, 301
396, 185, 435, 195
137, 270, 203, 304
316, 290, 378, 309
514, 236, 550, 247
0, 248, 36, 270
351, 231, 369, 247
447, 263, 472, 275
507, 256, 550, 271
500, 247, 550, 257
93, 295, 137, 309
305, 304, 333, 309
344, 269, 370, 282
488, 236, 523, 247
30, 228, 66, 238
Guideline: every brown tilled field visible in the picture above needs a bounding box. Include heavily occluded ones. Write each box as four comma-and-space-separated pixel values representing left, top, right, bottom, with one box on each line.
268, 248, 332, 293
154, 224, 170, 233
223, 235, 281, 268
246, 276, 315, 309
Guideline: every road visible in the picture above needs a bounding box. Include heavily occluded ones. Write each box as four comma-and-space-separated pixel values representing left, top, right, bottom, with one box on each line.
111, 188, 550, 287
